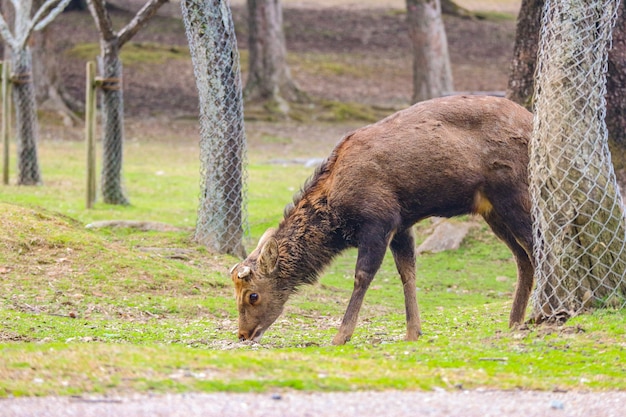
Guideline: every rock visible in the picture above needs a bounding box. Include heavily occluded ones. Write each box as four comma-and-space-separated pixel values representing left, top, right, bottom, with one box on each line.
416, 219, 475, 254
85, 220, 185, 232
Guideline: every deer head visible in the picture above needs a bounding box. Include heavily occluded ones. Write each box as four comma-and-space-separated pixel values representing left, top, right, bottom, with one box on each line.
230, 228, 289, 342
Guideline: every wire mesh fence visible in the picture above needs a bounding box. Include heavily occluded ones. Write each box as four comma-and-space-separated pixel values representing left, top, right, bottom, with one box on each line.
181, 0, 248, 257
98, 54, 129, 205
529, 0, 626, 322
11, 47, 42, 186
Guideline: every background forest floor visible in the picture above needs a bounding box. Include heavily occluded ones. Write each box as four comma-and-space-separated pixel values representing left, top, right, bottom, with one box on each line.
50, 0, 519, 119
36, 0, 523, 166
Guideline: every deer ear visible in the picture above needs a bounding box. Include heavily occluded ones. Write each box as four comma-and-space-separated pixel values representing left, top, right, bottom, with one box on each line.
258, 237, 279, 275
255, 228, 277, 250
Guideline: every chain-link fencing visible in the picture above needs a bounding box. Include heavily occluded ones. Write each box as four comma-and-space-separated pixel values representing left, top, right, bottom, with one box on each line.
98, 54, 129, 205
529, 0, 626, 322
181, 0, 248, 258
11, 47, 42, 186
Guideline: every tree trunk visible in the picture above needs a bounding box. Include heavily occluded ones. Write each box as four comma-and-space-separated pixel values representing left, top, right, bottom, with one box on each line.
507, 0, 626, 176
87, 0, 167, 205
11, 47, 42, 185
98, 43, 129, 205
244, 0, 303, 113
606, 2, 626, 169
530, 0, 626, 321
406, 0, 453, 103
506, 0, 543, 110
182, 0, 247, 257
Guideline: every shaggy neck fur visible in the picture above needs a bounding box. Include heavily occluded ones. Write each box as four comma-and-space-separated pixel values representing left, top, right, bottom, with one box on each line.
272, 156, 349, 292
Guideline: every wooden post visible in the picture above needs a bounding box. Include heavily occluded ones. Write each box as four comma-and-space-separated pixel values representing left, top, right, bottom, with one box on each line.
2, 61, 11, 185
85, 61, 97, 209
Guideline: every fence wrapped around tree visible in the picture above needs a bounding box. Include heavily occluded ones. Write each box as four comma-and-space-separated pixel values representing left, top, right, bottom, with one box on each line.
11, 48, 41, 185
530, 0, 626, 321
181, 0, 248, 257
98, 54, 129, 205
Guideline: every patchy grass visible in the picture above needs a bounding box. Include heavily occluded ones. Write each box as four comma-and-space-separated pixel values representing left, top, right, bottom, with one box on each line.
0, 125, 625, 398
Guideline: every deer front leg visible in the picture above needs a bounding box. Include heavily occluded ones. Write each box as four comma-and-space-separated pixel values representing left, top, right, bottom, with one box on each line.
332, 230, 389, 345
390, 228, 422, 341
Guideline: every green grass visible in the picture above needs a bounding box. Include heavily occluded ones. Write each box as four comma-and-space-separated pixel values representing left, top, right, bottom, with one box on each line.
0, 127, 625, 397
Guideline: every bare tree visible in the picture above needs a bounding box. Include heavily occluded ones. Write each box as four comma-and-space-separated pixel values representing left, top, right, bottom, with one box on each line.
244, 0, 304, 114
406, 0, 453, 103
0, 0, 69, 185
86, 0, 168, 205
0, 0, 71, 185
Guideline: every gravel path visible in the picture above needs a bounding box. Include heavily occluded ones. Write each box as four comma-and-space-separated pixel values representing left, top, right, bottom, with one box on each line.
3, 390, 625, 417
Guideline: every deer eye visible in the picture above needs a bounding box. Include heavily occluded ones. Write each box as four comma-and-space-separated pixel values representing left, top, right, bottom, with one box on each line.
249, 293, 259, 304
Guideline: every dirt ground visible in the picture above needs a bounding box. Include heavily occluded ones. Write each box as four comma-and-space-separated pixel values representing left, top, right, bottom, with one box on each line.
49, 0, 518, 121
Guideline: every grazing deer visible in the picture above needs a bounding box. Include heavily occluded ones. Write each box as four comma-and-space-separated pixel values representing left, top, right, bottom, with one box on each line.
231, 95, 534, 345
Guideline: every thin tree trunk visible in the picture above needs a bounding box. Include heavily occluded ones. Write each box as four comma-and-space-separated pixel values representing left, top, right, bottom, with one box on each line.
0, 0, 71, 185
406, 0, 453, 103
87, 0, 167, 205
98, 43, 128, 205
506, 0, 543, 110
11, 47, 42, 185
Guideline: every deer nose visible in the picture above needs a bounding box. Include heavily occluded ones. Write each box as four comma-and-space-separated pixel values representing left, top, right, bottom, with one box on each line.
238, 331, 249, 341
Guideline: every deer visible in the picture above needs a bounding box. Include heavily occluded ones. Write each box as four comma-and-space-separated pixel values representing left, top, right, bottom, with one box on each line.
230, 95, 534, 345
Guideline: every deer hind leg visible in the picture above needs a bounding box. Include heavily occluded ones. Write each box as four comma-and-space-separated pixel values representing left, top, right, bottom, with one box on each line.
332, 223, 390, 346
482, 205, 535, 327
390, 227, 422, 341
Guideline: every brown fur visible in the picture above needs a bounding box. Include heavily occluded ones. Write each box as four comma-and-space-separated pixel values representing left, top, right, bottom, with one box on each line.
231, 95, 534, 345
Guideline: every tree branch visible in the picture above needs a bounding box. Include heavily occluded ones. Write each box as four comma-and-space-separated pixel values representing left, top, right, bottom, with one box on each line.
33, 0, 73, 31
86, 0, 117, 43
13, 0, 72, 49
118, 0, 168, 47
